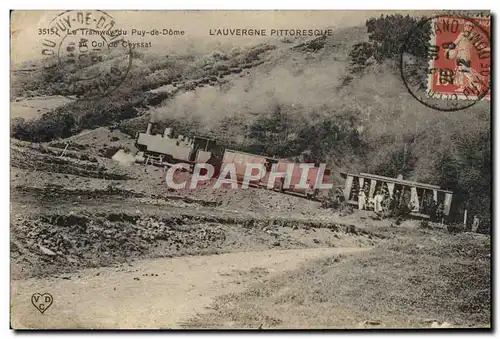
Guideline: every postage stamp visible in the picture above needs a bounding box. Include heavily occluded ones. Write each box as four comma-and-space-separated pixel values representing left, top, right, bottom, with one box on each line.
400, 14, 491, 111
427, 16, 491, 101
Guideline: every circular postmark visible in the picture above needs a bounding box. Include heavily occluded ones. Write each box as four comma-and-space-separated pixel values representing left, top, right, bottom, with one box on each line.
400, 14, 491, 111
39, 10, 132, 100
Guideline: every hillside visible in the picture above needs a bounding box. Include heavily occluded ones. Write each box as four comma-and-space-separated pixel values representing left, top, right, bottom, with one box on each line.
10, 20, 491, 226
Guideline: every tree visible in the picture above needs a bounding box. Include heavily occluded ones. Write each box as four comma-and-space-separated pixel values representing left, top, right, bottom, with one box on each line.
349, 14, 429, 73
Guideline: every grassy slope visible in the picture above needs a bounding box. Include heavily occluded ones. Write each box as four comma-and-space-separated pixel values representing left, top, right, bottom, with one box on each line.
10, 96, 73, 120
188, 230, 490, 329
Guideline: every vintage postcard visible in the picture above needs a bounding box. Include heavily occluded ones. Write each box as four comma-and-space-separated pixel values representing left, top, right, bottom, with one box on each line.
10, 10, 491, 329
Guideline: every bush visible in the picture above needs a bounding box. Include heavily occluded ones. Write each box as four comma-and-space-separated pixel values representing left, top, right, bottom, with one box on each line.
349, 14, 429, 73
434, 131, 491, 226
11, 111, 77, 142
11, 117, 29, 140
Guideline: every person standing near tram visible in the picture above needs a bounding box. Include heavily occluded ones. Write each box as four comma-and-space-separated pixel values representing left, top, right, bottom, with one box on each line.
358, 187, 366, 210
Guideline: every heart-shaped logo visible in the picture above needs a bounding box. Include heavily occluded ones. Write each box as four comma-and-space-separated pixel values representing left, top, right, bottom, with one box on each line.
31, 293, 53, 314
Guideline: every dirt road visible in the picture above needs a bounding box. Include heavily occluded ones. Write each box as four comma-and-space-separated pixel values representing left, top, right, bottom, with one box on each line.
11, 247, 370, 329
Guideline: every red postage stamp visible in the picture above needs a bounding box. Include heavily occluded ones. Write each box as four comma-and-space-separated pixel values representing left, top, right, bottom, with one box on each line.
427, 16, 491, 101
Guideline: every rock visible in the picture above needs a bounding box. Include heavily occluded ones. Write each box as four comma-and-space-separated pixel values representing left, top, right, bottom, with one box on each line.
313, 238, 320, 244
268, 231, 280, 237
39, 244, 56, 256
431, 321, 452, 328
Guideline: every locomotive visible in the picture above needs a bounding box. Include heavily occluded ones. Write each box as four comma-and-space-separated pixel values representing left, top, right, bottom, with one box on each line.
135, 122, 220, 166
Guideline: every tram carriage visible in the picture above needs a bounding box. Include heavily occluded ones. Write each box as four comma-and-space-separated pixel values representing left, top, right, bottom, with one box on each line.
340, 172, 454, 218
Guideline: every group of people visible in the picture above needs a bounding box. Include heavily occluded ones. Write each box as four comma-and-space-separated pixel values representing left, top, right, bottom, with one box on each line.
357, 186, 393, 216
356, 184, 445, 220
